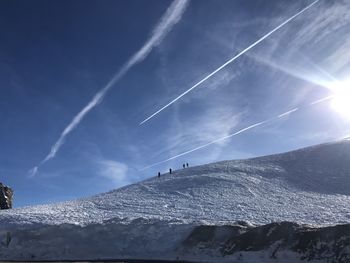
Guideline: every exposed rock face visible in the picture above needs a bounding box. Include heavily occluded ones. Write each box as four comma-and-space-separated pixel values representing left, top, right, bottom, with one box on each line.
0, 183, 13, 209
180, 221, 350, 262
0, 219, 348, 262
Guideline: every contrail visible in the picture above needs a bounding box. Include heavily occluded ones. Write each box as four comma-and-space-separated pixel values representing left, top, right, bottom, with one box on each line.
29, 0, 189, 177
278, 107, 299, 118
141, 94, 333, 170
140, 120, 268, 170
140, 0, 320, 125
309, 95, 334, 105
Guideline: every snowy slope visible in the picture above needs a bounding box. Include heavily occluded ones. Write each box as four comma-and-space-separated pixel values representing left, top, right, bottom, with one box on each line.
1, 139, 350, 228
0, 140, 350, 262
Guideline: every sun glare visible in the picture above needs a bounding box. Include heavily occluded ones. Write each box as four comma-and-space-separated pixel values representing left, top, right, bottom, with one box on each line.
330, 81, 350, 119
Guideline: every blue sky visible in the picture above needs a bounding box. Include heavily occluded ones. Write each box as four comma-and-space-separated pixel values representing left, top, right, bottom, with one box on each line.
1, 0, 350, 207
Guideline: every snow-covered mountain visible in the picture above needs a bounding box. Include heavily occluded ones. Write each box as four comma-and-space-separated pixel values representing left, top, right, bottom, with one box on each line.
0, 140, 350, 262
2, 139, 350, 227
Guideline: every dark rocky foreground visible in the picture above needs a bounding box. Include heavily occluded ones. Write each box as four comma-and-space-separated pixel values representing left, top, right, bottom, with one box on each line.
0, 260, 191, 263
180, 221, 350, 262
1, 221, 349, 262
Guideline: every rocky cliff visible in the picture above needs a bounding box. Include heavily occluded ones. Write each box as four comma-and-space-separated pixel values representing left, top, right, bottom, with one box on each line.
0, 183, 13, 209
180, 221, 350, 262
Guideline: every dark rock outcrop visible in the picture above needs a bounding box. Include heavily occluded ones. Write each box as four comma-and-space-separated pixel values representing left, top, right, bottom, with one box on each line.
180, 221, 350, 262
0, 183, 13, 209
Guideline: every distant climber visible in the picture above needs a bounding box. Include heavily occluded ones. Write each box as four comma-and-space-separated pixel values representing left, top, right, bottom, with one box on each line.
183, 164, 185, 169
0, 183, 13, 209
169, 168, 172, 174
186, 163, 189, 168
158, 172, 161, 178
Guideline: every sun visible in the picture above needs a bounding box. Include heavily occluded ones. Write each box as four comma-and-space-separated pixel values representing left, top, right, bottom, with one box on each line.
330, 81, 350, 119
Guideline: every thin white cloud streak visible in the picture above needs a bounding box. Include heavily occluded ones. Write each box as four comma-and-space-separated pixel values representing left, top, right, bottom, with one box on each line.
140, 121, 267, 171
42, 87, 108, 164
141, 94, 334, 170
309, 95, 334, 105
29, 0, 189, 176
278, 107, 299, 118
28, 166, 38, 178
140, 0, 320, 125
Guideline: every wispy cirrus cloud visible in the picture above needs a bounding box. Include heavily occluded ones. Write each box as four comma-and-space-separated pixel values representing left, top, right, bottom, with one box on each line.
141, 93, 336, 170
29, 0, 189, 177
141, 120, 266, 171
97, 160, 130, 186
250, 1, 350, 80
292, 0, 350, 48
139, 0, 320, 125
148, 63, 242, 160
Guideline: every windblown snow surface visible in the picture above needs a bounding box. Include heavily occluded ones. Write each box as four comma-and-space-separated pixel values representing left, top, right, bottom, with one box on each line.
0, 140, 350, 262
